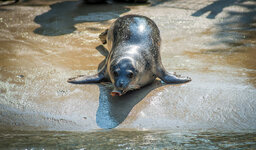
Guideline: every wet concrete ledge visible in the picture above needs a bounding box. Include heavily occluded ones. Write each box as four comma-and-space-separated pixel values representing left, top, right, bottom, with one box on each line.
0, 0, 255, 131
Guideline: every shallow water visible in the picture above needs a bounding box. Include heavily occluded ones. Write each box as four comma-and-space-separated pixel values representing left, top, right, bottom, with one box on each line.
0, 0, 256, 149
1, 129, 256, 149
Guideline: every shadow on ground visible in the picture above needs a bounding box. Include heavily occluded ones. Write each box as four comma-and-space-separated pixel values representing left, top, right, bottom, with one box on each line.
191, 0, 256, 86
215, 0, 256, 86
191, 0, 256, 50
96, 80, 163, 129
191, 0, 249, 19
34, 0, 131, 36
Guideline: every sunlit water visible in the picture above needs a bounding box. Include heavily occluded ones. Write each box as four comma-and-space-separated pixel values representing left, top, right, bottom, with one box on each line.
0, 0, 256, 149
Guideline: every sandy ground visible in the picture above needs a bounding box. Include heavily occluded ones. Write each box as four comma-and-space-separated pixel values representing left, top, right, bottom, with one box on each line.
0, 0, 255, 131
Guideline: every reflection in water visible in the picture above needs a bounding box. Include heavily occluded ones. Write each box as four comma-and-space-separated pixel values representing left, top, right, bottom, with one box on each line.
0, 129, 255, 149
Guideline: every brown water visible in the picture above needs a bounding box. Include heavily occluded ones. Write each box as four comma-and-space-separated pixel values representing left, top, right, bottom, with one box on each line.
0, 0, 256, 149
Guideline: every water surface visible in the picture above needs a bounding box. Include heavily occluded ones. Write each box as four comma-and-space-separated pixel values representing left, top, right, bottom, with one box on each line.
1, 129, 256, 149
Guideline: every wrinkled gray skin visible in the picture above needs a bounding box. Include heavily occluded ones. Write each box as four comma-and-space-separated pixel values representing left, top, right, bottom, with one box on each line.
68, 15, 191, 96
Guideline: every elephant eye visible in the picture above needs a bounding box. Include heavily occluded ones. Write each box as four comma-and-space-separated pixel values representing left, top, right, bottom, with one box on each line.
127, 72, 134, 78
